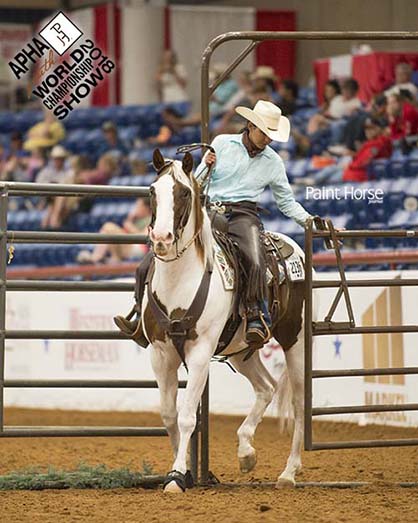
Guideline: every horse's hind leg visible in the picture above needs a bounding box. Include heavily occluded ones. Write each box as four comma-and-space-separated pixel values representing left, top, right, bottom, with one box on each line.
276, 333, 304, 487
229, 351, 276, 473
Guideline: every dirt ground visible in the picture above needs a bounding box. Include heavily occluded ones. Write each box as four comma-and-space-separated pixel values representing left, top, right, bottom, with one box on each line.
1, 408, 418, 523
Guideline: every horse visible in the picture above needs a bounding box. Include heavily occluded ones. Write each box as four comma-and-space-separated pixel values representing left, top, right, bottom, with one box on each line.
143, 148, 317, 493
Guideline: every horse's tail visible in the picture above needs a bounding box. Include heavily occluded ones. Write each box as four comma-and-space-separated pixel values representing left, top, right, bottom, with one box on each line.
276, 363, 294, 434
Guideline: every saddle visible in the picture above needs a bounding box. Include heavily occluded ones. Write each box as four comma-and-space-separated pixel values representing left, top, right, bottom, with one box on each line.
212, 224, 305, 356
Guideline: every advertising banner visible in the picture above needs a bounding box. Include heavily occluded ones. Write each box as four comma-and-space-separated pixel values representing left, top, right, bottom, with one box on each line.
5, 271, 418, 427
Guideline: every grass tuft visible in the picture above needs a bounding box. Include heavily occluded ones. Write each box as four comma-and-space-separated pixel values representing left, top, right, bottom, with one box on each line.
0, 462, 163, 491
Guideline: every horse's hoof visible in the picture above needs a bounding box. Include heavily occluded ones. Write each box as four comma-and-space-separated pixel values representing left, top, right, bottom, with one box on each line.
163, 480, 184, 493
163, 470, 187, 493
275, 476, 296, 488
239, 450, 257, 473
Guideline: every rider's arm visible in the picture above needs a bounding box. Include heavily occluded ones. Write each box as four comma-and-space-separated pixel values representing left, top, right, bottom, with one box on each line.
270, 156, 313, 227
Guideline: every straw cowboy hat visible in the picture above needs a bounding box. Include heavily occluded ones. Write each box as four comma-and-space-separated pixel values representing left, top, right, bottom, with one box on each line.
235, 100, 290, 142
50, 145, 69, 158
251, 65, 278, 81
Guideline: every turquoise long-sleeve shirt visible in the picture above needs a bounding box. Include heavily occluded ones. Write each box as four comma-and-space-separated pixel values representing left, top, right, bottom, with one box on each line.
195, 133, 312, 227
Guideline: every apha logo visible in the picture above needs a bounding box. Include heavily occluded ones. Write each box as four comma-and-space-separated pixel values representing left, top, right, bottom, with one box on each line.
362, 282, 407, 424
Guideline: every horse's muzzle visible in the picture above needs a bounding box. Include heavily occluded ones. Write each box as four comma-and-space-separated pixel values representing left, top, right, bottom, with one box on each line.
154, 240, 170, 256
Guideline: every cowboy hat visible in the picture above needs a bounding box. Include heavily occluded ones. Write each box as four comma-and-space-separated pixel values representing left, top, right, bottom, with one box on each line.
235, 100, 290, 142
50, 145, 69, 158
251, 66, 278, 81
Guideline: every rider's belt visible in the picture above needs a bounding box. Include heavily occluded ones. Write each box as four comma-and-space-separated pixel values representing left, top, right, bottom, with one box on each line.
209, 201, 268, 215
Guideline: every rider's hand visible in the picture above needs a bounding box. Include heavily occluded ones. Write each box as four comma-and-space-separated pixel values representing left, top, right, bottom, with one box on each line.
205, 151, 216, 167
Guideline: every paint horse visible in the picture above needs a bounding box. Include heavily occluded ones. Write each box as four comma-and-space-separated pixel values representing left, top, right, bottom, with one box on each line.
143, 149, 316, 493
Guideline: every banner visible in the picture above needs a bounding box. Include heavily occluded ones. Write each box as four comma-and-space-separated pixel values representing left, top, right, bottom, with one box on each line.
5, 271, 418, 427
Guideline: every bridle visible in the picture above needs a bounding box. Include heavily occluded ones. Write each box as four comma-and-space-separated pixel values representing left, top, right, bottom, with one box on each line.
149, 159, 201, 263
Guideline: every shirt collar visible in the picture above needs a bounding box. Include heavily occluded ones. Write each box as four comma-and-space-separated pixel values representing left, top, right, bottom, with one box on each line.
230, 133, 270, 157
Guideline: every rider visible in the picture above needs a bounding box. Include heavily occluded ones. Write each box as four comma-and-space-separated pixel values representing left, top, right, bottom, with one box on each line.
114, 100, 313, 347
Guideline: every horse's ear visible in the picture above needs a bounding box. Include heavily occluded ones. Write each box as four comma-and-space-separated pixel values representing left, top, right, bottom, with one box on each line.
153, 149, 165, 172
182, 152, 194, 176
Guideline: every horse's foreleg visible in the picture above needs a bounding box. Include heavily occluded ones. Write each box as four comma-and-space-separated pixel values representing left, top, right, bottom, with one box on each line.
165, 346, 211, 493
230, 351, 276, 473
150, 345, 181, 458
277, 334, 305, 487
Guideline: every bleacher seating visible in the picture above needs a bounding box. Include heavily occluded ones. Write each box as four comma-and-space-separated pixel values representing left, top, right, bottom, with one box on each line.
1, 91, 418, 270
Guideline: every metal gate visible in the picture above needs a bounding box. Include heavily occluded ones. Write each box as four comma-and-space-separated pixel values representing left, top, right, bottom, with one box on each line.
303, 218, 418, 451
0, 182, 198, 480
199, 30, 418, 478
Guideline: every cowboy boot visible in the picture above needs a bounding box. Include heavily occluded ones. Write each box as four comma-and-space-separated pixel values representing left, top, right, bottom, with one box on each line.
113, 305, 149, 348
245, 304, 271, 348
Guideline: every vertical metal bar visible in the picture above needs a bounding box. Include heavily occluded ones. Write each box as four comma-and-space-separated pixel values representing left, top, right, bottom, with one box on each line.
200, 378, 210, 484
0, 188, 8, 432
304, 218, 314, 450
200, 39, 213, 485
190, 406, 199, 483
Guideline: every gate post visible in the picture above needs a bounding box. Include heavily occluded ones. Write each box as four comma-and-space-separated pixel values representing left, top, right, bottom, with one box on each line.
304, 217, 314, 450
0, 187, 8, 432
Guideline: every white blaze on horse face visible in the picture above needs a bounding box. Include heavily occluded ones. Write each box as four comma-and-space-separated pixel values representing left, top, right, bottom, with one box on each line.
150, 175, 175, 248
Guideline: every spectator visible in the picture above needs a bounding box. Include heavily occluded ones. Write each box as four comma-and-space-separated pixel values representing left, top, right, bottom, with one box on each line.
156, 49, 188, 104
146, 107, 182, 147
214, 86, 272, 135
2, 147, 45, 182
128, 152, 149, 176
307, 80, 341, 134
36, 145, 72, 184
97, 121, 128, 159
0, 143, 7, 176
294, 78, 362, 155
76, 152, 119, 185
251, 66, 278, 97
385, 62, 418, 99
162, 67, 238, 128
77, 198, 152, 264
23, 110, 65, 152
328, 94, 388, 156
327, 78, 362, 119
277, 79, 299, 116
222, 71, 253, 111
209, 63, 238, 116
299, 117, 392, 185
42, 155, 91, 229
387, 91, 418, 141
8, 131, 25, 158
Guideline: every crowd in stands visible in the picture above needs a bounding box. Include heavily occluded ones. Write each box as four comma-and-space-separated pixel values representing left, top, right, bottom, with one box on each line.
1, 49, 418, 269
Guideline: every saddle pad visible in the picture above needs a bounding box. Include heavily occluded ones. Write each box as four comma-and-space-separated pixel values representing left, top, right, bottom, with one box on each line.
285, 252, 305, 282
213, 242, 234, 291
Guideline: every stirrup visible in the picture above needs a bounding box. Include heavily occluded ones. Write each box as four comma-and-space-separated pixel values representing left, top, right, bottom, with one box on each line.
113, 313, 149, 348
245, 311, 271, 347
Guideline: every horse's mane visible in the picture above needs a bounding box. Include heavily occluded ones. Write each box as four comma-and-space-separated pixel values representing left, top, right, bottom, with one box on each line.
172, 161, 214, 266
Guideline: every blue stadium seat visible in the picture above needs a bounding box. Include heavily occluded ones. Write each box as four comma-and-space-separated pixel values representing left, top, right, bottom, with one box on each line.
0, 111, 15, 132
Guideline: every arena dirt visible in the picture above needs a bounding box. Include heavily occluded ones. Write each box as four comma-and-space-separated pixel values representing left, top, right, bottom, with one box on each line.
1, 408, 418, 523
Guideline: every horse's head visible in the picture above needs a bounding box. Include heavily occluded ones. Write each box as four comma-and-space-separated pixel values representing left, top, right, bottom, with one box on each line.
149, 148, 205, 260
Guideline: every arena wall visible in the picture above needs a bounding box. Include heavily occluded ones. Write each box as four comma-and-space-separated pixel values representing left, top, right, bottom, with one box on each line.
216, 0, 418, 85
4, 270, 418, 428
